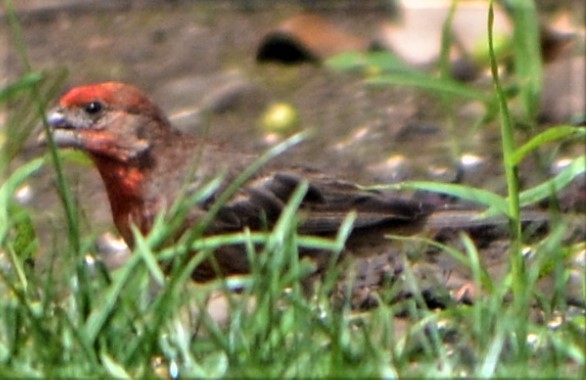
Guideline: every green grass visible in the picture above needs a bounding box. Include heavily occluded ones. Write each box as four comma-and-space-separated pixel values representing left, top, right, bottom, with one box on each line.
1, 0, 585, 377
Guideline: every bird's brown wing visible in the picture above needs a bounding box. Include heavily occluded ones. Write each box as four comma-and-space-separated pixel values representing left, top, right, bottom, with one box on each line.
209, 168, 433, 235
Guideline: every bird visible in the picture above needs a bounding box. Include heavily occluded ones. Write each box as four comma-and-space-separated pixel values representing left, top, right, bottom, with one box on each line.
44, 82, 543, 283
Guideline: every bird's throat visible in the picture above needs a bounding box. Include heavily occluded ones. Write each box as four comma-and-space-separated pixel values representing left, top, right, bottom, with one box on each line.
92, 155, 147, 244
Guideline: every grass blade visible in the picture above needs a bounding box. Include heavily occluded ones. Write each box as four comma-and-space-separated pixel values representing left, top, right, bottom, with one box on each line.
513, 126, 586, 165
370, 181, 509, 216
519, 155, 586, 206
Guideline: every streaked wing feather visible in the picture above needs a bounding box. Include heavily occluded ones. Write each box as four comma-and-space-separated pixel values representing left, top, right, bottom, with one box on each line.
210, 170, 432, 234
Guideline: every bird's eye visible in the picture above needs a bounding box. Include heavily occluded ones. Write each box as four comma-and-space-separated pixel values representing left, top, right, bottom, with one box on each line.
84, 101, 103, 115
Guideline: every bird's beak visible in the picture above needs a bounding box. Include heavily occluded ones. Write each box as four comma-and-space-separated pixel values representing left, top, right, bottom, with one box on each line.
46, 108, 67, 128
38, 108, 81, 148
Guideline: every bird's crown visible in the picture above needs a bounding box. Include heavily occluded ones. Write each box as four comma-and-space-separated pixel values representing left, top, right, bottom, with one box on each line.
60, 82, 160, 117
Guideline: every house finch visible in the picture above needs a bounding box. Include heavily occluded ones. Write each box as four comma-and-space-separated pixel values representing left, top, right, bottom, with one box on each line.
44, 82, 538, 281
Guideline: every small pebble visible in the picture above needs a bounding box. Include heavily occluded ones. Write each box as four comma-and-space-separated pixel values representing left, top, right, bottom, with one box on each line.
459, 153, 484, 168
14, 184, 34, 205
